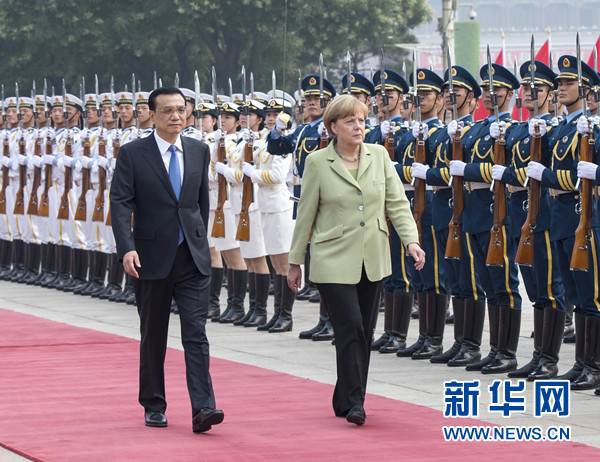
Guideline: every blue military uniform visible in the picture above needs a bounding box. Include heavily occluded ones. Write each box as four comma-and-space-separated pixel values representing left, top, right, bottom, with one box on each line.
341, 72, 375, 134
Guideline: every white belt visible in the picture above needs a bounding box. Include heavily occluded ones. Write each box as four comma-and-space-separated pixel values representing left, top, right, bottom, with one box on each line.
467, 182, 489, 190
404, 184, 433, 191
510, 186, 527, 192
434, 185, 451, 190
550, 189, 576, 197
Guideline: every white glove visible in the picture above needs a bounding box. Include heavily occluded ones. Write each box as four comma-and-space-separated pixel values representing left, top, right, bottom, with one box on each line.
592, 115, 600, 125
489, 121, 507, 139
447, 120, 458, 141
80, 128, 89, 140
17, 154, 28, 166
577, 160, 599, 180
449, 160, 466, 177
57, 157, 66, 174
551, 117, 559, 126
46, 127, 55, 141
411, 162, 429, 180
380, 120, 392, 138
67, 156, 79, 168
213, 129, 224, 144
129, 129, 139, 141
275, 114, 287, 132
412, 121, 428, 140
577, 116, 592, 135
526, 161, 546, 181
91, 162, 99, 175
492, 164, 507, 181
110, 157, 117, 170
317, 122, 327, 137
241, 162, 256, 179
1, 156, 11, 168
42, 154, 55, 166
32, 156, 43, 168
31, 128, 39, 140
27, 157, 34, 170
528, 118, 547, 137
80, 156, 94, 169
73, 160, 82, 174
240, 128, 252, 143
214, 161, 227, 176
96, 156, 109, 169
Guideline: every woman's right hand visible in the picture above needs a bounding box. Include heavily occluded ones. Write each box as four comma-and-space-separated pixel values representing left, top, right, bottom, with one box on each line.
287, 264, 302, 293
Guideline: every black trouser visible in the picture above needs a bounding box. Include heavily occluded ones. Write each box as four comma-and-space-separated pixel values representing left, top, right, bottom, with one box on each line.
134, 240, 215, 416
316, 267, 382, 416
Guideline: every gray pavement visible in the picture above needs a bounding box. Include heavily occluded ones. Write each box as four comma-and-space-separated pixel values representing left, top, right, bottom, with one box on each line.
1, 277, 599, 460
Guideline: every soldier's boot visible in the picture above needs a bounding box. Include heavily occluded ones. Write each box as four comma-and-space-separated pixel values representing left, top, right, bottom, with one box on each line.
63, 249, 89, 293
20, 243, 41, 284
431, 297, 465, 364
207, 267, 224, 319
528, 307, 566, 380
509, 307, 544, 378
372, 290, 393, 351
258, 274, 282, 331
466, 303, 499, 371
235, 272, 256, 326
14, 243, 31, 283
396, 292, 426, 357
448, 299, 485, 367
112, 274, 133, 302
79, 251, 106, 295
270, 275, 294, 333
0, 240, 12, 279
55, 248, 77, 291
97, 254, 123, 299
244, 273, 269, 327
563, 299, 575, 343
49, 245, 72, 289
212, 268, 234, 322
298, 297, 327, 339
571, 316, 600, 390
413, 293, 447, 359
219, 269, 247, 323
73, 250, 94, 294
32, 243, 51, 285
40, 244, 60, 287
557, 312, 586, 381
482, 306, 521, 374
380, 291, 413, 354
8, 240, 26, 282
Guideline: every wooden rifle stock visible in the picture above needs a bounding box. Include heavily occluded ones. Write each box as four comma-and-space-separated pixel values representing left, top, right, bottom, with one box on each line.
26, 134, 42, 215
105, 135, 120, 226
75, 134, 91, 221
384, 125, 395, 161
235, 135, 254, 241
319, 131, 329, 149
211, 137, 227, 238
13, 134, 27, 215
445, 132, 464, 259
92, 134, 106, 222
486, 133, 507, 266
37, 136, 53, 217
412, 132, 426, 246
570, 131, 594, 271
57, 133, 73, 220
515, 124, 542, 266
0, 137, 8, 214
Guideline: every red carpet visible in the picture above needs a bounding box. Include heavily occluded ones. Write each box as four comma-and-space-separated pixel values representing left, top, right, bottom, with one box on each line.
0, 308, 598, 462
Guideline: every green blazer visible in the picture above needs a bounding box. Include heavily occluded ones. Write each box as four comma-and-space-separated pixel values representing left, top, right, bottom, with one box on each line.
289, 142, 419, 284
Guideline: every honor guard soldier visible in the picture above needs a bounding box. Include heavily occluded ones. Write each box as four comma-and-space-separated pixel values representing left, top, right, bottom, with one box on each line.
135, 92, 153, 137
492, 60, 567, 380
412, 65, 485, 365
180, 88, 199, 137
392, 69, 448, 360
117, 92, 137, 144
341, 72, 375, 134
267, 74, 336, 341
528, 55, 600, 390
449, 62, 523, 374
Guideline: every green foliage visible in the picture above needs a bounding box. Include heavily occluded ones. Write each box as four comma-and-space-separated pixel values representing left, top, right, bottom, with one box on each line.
0, 0, 431, 97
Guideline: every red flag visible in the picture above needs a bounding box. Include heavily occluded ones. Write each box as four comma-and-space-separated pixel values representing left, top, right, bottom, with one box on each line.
587, 35, 600, 71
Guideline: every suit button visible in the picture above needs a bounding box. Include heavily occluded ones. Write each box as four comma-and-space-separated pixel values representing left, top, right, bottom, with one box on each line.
174, 227, 179, 232
358, 205, 364, 211
357, 190, 362, 195
360, 221, 365, 227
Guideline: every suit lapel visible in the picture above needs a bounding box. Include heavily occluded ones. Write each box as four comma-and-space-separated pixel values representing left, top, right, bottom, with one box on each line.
142, 135, 178, 202
356, 144, 372, 181
326, 145, 360, 189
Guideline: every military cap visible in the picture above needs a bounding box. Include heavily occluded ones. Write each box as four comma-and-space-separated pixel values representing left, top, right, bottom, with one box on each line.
17, 97, 34, 109
519, 60, 556, 88
479, 63, 520, 90
116, 92, 133, 105
64, 94, 83, 111
409, 68, 444, 93
198, 102, 218, 118
5, 97, 17, 108
216, 95, 231, 105
135, 91, 150, 105
266, 90, 295, 115
341, 72, 375, 96
302, 75, 336, 98
99, 92, 113, 107
556, 55, 600, 87
50, 96, 63, 108
242, 99, 266, 119
34, 95, 52, 109
247, 91, 269, 105
373, 69, 409, 94
84, 94, 98, 107
199, 93, 213, 104
443, 66, 481, 98
220, 101, 240, 117
231, 93, 244, 105
180, 88, 196, 105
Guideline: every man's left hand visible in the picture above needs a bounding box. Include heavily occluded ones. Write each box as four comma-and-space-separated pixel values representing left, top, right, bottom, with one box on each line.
123, 250, 141, 278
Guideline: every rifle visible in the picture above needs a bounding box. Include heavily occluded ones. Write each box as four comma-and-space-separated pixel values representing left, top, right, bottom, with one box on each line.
75, 77, 90, 221
318, 53, 329, 149
486, 46, 508, 267
105, 76, 119, 227
411, 49, 426, 246
14, 84, 26, 215
0, 86, 8, 214
380, 49, 395, 160
516, 38, 541, 266
38, 82, 52, 217
211, 66, 227, 238
27, 81, 41, 215
571, 32, 594, 271
236, 66, 253, 241
91, 74, 106, 222
445, 48, 464, 260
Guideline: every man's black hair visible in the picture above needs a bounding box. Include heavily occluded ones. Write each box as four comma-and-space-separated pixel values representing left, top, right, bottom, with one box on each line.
148, 86, 185, 111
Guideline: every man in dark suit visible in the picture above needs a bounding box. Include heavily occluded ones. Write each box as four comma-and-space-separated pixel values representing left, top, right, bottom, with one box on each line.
110, 87, 224, 433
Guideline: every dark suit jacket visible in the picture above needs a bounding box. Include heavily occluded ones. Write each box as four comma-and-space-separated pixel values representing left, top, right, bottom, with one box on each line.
110, 133, 211, 280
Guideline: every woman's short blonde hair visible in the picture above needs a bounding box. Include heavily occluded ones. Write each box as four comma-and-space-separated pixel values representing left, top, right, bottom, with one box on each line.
323, 95, 369, 134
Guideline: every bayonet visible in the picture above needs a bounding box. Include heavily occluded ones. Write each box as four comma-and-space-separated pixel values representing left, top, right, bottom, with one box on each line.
346, 51, 352, 94
81, 76, 88, 130
194, 70, 201, 129
487, 44, 499, 122
62, 79, 68, 127
110, 75, 116, 120
380, 48, 389, 120
153, 71, 158, 90
1, 84, 4, 123
250, 72, 254, 98
413, 48, 421, 124
241, 66, 248, 128
370, 67, 378, 115
31, 80, 37, 128
297, 69, 303, 115
174, 72, 179, 88
319, 53, 326, 108
228, 78, 233, 100
447, 44, 457, 122
212, 66, 222, 130
95, 74, 102, 129
272, 70, 277, 100
531, 35, 538, 119
43, 79, 48, 120
594, 47, 599, 103
16, 82, 21, 128
131, 73, 137, 129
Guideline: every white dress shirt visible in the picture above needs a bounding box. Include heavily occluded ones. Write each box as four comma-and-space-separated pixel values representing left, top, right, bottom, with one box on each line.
154, 130, 184, 183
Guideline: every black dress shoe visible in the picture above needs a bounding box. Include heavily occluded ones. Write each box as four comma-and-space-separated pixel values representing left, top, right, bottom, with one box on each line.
145, 411, 167, 427
192, 407, 224, 433
345, 405, 365, 426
